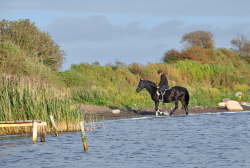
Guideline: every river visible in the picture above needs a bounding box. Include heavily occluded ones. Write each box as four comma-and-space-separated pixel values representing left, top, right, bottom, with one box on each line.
1, 111, 250, 168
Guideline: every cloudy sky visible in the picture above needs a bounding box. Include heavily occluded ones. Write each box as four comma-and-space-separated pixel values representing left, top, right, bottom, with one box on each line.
1, 0, 250, 69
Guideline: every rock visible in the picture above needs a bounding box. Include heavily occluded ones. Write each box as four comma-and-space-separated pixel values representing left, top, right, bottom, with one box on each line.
241, 102, 250, 107
112, 109, 121, 114
218, 102, 226, 108
226, 100, 243, 111
223, 98, 231, 103
235, 91, 243, 98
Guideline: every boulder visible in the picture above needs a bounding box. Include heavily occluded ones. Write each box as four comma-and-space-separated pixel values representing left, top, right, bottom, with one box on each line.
112, 109, 121, 114
218, 102, 226, 108
226, 100, 243, 111
241, 102, 250, 107
235, 91, 243, 98
223, 98, 231, 103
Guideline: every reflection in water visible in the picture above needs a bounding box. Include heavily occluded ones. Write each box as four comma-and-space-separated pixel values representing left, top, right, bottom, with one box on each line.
1, 112, 250, 168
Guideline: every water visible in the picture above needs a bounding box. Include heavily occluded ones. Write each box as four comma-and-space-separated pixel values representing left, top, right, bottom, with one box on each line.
1, 112, 250, 168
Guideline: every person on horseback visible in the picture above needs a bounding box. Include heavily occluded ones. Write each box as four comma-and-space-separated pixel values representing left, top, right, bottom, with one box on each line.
157, 69, 169, 101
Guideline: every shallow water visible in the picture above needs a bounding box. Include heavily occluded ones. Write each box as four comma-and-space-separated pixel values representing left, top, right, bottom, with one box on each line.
1, 112, 250, 168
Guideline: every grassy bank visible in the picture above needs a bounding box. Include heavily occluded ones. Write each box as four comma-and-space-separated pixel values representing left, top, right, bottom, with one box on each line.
1, 56, 250, 135
61, 56, 250, 109
1, 46, 250, 129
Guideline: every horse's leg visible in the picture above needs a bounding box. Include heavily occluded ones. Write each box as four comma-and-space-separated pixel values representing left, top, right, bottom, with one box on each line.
154, 101, 160, 116
184, 105, 189, 115
170, 101, 178, 116
180, 96, 189, 115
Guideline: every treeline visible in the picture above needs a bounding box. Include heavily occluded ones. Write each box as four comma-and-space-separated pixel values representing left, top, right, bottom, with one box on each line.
163, 30, 250, 64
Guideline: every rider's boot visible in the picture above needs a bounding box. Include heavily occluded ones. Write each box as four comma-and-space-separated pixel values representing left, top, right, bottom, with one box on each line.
160, 92, 164, 102
157, 90, 160, 96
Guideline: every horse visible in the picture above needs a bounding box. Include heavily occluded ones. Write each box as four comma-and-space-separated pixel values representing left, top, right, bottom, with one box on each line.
136, 79, 189, 116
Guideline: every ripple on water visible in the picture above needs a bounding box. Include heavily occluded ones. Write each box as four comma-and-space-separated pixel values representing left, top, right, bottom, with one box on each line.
1, 112, 250, 168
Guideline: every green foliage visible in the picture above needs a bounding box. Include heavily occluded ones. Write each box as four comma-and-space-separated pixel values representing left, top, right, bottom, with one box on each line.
0, 76, 82, 122
0, 41, 64, 86
0, 19, 64, 70
174, 60, 246, 87
60, 59, 250, 109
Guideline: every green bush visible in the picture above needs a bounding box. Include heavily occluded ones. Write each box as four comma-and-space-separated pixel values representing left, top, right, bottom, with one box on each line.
0, 19, 64, 70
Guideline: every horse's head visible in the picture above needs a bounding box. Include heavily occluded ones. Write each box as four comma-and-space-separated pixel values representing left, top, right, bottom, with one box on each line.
136, 79, 145, 93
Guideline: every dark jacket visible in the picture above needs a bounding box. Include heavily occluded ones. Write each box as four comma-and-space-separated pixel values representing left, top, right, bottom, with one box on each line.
158, 73, 168, 88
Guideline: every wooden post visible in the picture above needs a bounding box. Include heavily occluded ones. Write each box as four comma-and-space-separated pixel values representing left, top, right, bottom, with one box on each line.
49, 115, 59, 136
0, 120, 47, 143
32, 121, 38, 143
80, 121, 88, 151
39, 125, 46, 142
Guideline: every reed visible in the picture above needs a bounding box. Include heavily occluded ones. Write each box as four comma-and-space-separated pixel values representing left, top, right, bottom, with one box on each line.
0, 75, 83, 135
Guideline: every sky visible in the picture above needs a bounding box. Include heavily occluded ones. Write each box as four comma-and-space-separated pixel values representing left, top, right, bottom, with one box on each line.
1, 0, 250, 70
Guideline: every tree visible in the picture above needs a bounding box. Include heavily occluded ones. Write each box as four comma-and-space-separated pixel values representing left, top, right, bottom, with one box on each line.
181, 30, 214, 49
231, 35, 250, 54
0, 19, 64, 70
231, 35, 250, 63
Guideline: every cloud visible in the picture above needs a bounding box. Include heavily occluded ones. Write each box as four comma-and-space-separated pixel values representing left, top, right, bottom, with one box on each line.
48, 15, 250, 44
1, 0, 250, 17
46, 15, 250, 69
47, 16, 148, 43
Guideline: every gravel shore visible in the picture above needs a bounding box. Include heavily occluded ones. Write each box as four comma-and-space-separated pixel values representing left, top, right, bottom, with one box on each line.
82, 104, 250, 120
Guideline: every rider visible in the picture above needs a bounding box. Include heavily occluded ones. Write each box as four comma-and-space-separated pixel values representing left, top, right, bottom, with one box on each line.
157, 69, 169, 100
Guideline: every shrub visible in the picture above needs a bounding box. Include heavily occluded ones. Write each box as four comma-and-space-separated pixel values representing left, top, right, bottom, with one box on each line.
163, 49, 183, 62
0, 19, 64, 70
181, 46, 215, 63
128, 63, 144, 75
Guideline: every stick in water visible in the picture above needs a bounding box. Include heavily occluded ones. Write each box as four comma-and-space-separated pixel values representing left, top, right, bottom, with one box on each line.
80, 121, 88, 151
49, 115, 59, 136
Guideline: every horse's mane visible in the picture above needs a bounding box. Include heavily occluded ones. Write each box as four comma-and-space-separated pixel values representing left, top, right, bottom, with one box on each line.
143, 80, 157, 88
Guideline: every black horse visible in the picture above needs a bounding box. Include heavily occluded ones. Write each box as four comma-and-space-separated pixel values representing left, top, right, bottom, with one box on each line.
136, 79, 189, 116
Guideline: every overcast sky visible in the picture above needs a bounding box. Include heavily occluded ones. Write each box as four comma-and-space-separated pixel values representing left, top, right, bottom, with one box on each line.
1, 0, 250, 70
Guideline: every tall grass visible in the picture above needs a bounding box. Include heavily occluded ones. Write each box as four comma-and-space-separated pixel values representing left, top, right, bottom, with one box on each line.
0, 75, 82, 124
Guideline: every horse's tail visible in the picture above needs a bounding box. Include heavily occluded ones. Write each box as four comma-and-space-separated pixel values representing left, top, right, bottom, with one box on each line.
184, 88, 189, 106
